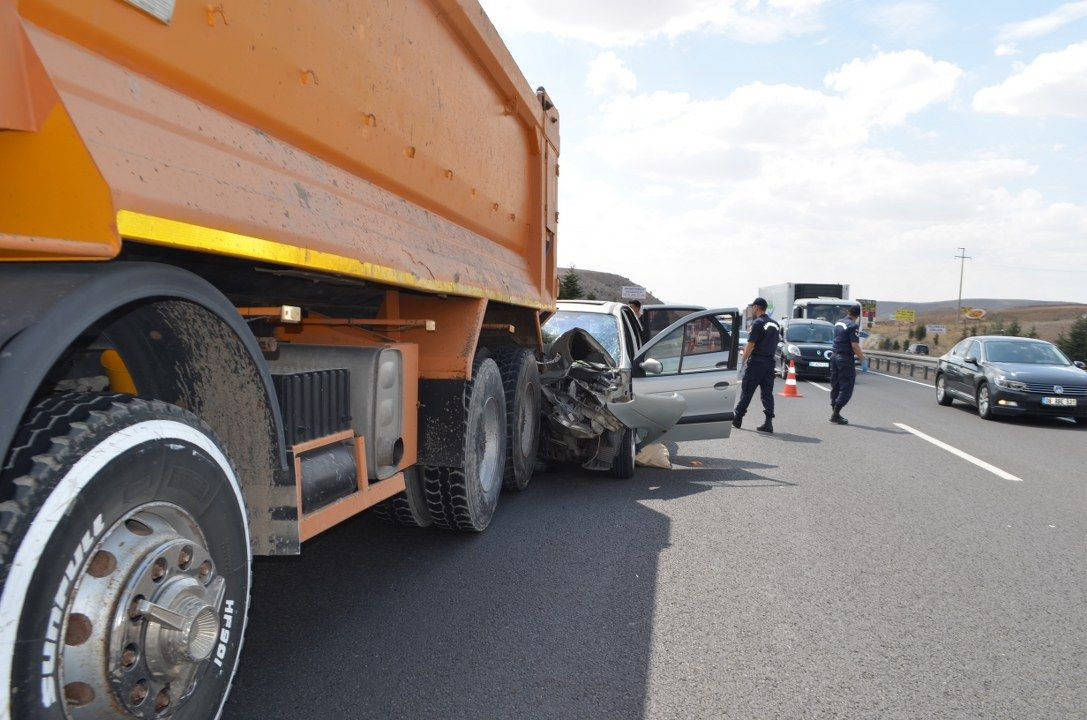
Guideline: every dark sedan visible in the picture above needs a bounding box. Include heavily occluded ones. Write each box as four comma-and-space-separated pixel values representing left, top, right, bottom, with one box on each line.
775, 319, 836, 379
935, 336, 1087, 423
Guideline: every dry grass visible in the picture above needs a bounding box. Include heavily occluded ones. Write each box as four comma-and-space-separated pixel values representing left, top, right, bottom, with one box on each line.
863, 304, 1087, 351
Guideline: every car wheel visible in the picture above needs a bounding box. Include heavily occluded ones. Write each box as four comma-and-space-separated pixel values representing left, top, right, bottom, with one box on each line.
0, 393, 250, 720
976, 382, 995, 420
935, 374, 953, 406
611, 428, 636, 480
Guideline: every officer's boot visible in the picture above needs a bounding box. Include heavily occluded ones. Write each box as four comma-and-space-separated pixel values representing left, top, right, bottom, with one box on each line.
732, 415, 743, 429
830, 406, 848, 425
756, 414, 774, 434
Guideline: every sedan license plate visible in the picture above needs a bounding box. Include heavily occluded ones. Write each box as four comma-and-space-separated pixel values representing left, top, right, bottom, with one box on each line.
1042, 397, 1077, 407
809, 361, 829, 368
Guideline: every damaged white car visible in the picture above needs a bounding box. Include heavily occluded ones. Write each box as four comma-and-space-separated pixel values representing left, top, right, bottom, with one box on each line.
539, 301, 741, 478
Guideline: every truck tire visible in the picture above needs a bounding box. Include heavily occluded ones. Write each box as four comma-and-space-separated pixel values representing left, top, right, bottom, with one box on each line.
423, 356, 506, 531
611, 428, 636, 479
371, 468, 432, 528
0, 393, 250, 720
492, 346, 540, 492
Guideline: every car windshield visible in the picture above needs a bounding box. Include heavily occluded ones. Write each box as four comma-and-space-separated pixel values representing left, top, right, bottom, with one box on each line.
786, 324, 834, 343
803, 304, 852, 323
984, 340, 1070, 365
542, 311, 621, 363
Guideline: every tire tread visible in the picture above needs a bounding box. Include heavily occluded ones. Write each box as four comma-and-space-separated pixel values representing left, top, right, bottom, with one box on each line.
491, 345, 539, 492
0, 392, 231, 580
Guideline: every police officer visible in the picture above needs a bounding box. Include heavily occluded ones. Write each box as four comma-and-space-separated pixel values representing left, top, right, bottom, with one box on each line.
733, 297, 780, 433
830, 304, 866, 424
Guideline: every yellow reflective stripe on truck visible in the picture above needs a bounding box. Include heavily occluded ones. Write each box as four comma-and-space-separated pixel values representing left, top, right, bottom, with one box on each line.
116, 210, 552, 311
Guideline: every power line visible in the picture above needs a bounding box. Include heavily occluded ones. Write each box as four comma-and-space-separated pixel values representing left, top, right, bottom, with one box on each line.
955, 247, 971, 329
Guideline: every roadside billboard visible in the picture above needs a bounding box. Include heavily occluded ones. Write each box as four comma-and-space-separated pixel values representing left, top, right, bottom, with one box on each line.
962, 307, 986, 320
621, 286, 646, 301
926, 324, 947, 334
894, 309, 917, 324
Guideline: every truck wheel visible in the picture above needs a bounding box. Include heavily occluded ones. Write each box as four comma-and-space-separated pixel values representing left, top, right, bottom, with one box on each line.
611, 428, 636, 479
371, 468, 432, 528
423, 356, 507, 531
492, 346, 540, 492
0, 393, 250, 720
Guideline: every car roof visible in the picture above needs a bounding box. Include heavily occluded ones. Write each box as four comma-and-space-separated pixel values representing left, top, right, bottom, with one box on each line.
555, 300, 624, 315
973, 336, 1050, 343
642, 303, 706, 311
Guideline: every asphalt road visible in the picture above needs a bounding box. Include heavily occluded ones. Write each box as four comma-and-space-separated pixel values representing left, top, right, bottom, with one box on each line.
224, 371, 1086, 719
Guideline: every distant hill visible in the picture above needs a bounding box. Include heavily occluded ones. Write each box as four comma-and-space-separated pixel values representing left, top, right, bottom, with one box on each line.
559, 267, 664, 304
875, 298, 1079, 317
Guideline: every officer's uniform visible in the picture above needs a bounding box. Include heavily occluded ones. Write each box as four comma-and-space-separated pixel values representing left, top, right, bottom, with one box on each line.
735, 312, 780, 423
830, 315, 860, 411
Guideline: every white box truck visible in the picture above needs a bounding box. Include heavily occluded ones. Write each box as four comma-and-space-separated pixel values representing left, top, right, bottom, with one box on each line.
755, 283, 854, 325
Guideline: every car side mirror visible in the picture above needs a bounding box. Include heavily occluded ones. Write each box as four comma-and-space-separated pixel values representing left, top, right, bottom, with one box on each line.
640, 358, 663, 375
1075, 360, 1086, 370
964, 355, 978, 365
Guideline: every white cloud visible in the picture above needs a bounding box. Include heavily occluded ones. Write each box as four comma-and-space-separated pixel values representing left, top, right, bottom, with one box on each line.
994, 43, 1020, 57
974, 41, 1087, 118
585, 52, 637, 97
865, 2, 950, 43
824, 50, 963, 126
479, 0, 828, 46
553, 50, 1087, 305
997, 1, 1087, 42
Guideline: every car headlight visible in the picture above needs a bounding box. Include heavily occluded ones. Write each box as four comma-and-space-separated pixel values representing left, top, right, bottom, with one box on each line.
994, 377, 1028, 391
786, 344, 801, 356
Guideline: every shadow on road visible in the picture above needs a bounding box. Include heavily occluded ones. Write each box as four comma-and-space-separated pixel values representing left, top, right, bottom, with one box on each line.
846, 424, 909, 435
752, 430, 821, 444
946, 402, 1085, 430
224, 469, 717, 720
660, 452, 794, 487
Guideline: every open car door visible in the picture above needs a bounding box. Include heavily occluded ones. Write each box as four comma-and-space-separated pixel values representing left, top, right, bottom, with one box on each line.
629, 308, 741, 443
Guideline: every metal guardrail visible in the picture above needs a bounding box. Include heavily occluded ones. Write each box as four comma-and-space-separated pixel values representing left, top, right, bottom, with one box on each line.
865, 350, 939, 381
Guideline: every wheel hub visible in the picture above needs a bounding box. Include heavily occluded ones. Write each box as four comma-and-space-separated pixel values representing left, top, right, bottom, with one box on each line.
478, 395, 501, 493
58, 505, 224, 719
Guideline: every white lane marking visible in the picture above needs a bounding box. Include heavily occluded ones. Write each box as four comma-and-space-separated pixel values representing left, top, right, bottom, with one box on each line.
868, 370, 934, 388
894, 423, 1023, 482
807, 381, 831, 392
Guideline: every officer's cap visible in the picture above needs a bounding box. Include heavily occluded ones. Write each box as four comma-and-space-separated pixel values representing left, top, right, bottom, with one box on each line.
752, 297, 768, 309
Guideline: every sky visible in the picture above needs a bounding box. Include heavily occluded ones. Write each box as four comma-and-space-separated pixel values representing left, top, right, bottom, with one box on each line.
477, 0, 1087, 307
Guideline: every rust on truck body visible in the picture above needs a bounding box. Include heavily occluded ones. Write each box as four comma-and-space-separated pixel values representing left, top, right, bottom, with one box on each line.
0, 0, 558, 309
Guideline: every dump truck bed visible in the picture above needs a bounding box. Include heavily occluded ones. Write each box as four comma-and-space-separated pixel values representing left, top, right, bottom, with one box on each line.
0, 0, 559, 309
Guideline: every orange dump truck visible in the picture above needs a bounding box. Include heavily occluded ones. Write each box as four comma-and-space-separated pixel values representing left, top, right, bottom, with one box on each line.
0, 0, 558, 715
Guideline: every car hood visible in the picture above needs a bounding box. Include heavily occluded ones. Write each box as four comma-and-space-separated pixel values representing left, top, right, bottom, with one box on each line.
787, 342, 834, 357
987, 362, 1087, 383
539, 329, 627, 440
539, 328, 687, 466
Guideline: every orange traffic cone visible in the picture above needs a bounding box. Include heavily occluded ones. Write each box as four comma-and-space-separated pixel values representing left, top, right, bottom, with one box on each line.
778, 359, 803, 397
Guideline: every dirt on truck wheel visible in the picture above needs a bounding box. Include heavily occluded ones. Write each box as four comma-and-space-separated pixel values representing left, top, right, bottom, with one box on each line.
423, 356, 507, 532
0, 393, 250, 720
492, 346, 541, 492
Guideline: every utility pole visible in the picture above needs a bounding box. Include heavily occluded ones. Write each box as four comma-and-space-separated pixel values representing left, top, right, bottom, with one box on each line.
955, 247, 971, 332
